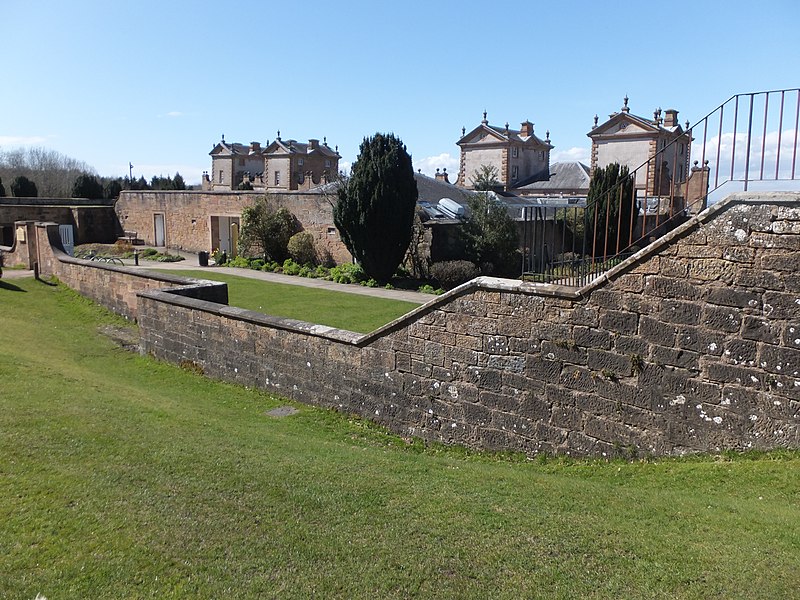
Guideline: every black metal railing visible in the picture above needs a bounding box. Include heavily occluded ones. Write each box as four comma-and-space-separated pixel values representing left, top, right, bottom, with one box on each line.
521, 88, 800, 286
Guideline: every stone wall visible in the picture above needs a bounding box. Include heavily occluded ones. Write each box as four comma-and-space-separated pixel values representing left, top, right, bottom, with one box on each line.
33, 193, 800, 457
116, 189, 350, 264
0, 200, 118, 244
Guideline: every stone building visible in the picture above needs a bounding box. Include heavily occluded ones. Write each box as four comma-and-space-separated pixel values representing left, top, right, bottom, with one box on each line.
456, 112, 553, 190
588, 97, 693, 194
205, 134, 340, 192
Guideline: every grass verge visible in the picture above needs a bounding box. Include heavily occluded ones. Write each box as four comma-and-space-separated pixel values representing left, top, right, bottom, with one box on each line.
1, 276, 799, 599
156, 269, 418, 333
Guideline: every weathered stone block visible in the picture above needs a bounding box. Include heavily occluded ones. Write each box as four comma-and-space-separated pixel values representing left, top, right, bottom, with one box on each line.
741, 316, 782, 343
734, 268, 784, 290
763, 291, 800, 319
550, 405, 583, 430
558, 365, 597, 392
466, 366, 502, 391
660, 299, 701, 324
702, 305, 743, 333
704, 287, 762, 309
759, 252, 799, 272
613, 335, 650, 356
639, 316, 677, 346
541, 340, 588, 365
782, 324, 800, 349
723, 339, 759, 366
527, 357, 563, 381
599, 309, 638, 335
651, 345, 700, 370
574, 326, 612, 350
480, 390, 521, 413
659, 258, 689, 278
588, 348, 633, 377
487, 354, 526, 373
485, 335, 509, 355
759, 344, 800, 377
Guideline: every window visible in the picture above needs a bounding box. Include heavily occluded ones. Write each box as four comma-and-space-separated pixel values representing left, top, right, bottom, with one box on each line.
274, 171, 280, 185
512, 166, 519, 180
219, 170, 224, 183
538, 151, 545, 161
511, 146, 518, 158
325, 159, 331, 168
298, 158, 304, 166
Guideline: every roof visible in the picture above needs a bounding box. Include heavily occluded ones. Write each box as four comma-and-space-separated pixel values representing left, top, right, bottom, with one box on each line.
514, 161, 591, 192
588, 105, 686, 138
458, 121, 553, 149
265, 139, 340, 158
414, 172, 476, 224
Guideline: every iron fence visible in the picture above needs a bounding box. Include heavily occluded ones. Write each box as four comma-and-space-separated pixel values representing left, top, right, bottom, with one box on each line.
521, 88, 800, 286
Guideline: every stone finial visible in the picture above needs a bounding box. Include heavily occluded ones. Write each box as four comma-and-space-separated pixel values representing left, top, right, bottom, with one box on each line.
622, 96, 630, 113
323, 136, 328, 146
504, 122, 509, 132
461, 126, 466, 137
593, 114, 598, 129
221, 134, 225, 142
545, 130, 550, 142
482, 110, 488, 125
277, 130, 281, 141
685, 120, 690, 130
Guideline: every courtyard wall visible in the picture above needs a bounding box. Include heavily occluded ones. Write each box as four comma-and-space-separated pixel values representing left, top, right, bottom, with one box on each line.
31, 192, 800, 457
116, 189, 351, 264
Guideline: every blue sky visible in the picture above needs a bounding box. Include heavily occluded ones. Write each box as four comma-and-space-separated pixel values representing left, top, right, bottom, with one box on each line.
3, 0, 798, 184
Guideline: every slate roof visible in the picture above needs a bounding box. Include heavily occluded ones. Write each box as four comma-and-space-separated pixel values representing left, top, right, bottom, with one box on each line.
514, 161, 591, 192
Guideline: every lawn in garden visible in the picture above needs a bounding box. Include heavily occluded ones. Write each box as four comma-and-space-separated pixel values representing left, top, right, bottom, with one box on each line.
1, 276, 799, 599
158, 269, 419, 333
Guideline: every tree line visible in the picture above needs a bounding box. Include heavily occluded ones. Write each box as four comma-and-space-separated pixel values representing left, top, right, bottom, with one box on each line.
0, 147, 187, 199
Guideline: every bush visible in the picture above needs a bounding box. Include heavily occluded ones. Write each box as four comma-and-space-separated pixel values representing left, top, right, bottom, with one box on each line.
329, 263, 366, 284
226, 256, 251, 268
287, 232, 317, 266
418, 284, 444, 295
261, 261, 279, 272
431, 260, 481, 290
282, 258, 302, 276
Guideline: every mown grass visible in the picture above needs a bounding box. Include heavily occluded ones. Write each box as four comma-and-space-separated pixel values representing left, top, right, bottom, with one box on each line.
1, 276, 799, 599
156, 269, 419, 333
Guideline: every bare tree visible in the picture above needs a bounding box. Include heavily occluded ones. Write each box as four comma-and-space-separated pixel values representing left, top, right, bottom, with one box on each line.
0, 147, 95, 198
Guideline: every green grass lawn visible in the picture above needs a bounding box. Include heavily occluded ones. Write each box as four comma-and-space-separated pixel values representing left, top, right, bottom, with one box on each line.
156, 269, 418, 333
1, 276, 799, 599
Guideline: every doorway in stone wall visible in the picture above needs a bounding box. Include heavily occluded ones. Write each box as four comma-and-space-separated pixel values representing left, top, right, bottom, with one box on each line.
210, 216, 240, 256
153, 213, 166, 247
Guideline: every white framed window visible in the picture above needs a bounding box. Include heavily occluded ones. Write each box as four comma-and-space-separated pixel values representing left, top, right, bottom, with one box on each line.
298, 158, 304, 166
274, 171, 280, 185
219, 170, 224, 183
325, 159, 331, 168
511, 146, 518, 158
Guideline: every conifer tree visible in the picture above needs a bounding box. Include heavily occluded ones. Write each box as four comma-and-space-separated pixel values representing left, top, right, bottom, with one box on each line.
586, 163, 635, 256
333, 133, 418, 283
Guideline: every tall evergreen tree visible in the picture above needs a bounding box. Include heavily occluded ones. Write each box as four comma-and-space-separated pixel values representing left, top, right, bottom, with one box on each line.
71, 173, 104, 199
586, 163, 635, 256
11, 175, 37, 197
333, 133, 418, 282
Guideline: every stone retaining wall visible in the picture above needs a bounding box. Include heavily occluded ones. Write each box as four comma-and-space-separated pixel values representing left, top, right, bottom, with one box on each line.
33, 192, 800, 457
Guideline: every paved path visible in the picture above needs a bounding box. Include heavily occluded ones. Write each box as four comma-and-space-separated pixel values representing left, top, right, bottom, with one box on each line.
134, 256, 433, 304
2, 252, 436, 304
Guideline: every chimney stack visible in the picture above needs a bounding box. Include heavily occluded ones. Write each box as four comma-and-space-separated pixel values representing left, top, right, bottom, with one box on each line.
520, 121, 533, 137
309, 138, 320, 150
435, 168, 450, 183
663, 109, 679, 128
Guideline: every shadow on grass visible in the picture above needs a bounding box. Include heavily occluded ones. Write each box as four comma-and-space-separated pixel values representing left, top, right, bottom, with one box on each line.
0, 280, 26, 292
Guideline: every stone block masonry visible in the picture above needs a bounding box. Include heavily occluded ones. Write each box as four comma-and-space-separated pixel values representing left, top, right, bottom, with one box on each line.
32, 192, 800, 457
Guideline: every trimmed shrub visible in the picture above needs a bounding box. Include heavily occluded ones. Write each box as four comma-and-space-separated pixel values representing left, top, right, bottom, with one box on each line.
287, 232, 317, 266
431, 260, 480, 290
